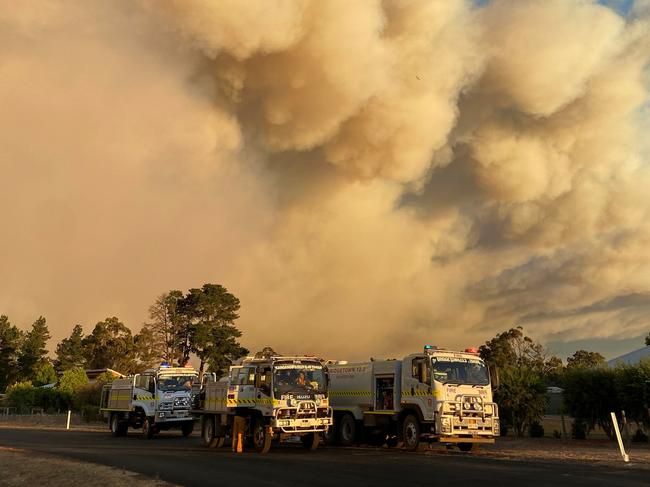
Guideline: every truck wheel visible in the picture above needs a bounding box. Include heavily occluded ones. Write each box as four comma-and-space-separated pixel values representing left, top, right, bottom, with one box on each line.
181, 421, 194, 437
401, 414, 420, 451
202, 417, 219, 448
252, 417, 272, 454
110, 414, 126, 437
323, 424, 339, 446
301, 432, 320, 451
338, 414, 356, 447
142, 416, 155, 439
215, 436, 226, 448
458, 442, 474, 452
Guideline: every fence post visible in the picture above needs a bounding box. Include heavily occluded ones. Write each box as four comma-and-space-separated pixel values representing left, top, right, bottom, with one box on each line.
610, 411, 629, 463
66, 410, 71, 430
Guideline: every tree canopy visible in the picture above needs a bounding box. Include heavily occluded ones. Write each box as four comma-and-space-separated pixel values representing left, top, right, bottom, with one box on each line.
177, 283, 248, 378
17, 316, 50, 384
55, 324, 85, 371
0, 315, 23, 391
81, 317, 136, 373
566, 349, 606, 369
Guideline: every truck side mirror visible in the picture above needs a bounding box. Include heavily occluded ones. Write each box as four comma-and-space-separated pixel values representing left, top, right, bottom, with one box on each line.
489, 365, 500, 389
149, 377, 156, 394
133, 374, 140, 388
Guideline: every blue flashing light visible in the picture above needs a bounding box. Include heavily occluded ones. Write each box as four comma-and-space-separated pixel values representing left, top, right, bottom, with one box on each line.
160, 362, 170, 367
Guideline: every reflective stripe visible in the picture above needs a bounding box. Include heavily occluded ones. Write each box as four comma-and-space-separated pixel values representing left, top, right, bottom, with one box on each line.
329, 391, 372, 397
402, 390, 437, 397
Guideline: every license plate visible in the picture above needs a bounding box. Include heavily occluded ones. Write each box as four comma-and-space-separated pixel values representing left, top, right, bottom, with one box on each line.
177, 411, 187, 417
467, 419, 478, 429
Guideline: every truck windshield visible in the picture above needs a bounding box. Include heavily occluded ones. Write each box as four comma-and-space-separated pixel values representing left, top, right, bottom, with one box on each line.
273, 365, 326, 396
432, 359, 489, 386
157, 375, 196, 392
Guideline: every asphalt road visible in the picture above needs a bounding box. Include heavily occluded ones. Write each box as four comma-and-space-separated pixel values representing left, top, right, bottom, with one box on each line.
0, 428, 647, 487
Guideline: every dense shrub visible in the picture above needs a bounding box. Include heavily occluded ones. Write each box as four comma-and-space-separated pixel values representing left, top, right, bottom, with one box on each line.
5, 382, 72, 413
529, 421, 545, 438
632, 429, 649, 443
571, 420, 587, 440
495, 365, 548, 437
5, 382, 36, 413
562, 361, 650, 439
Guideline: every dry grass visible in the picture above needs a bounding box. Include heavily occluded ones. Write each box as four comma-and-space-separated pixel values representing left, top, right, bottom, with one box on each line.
0, 414, 106, 432
470, 436, 650, 469
0, 446, 177, 487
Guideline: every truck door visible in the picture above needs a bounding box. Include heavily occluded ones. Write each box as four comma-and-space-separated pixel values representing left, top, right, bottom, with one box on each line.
405, 357, 435, 420
229, 366, 256, 408
256, 366, 273, 409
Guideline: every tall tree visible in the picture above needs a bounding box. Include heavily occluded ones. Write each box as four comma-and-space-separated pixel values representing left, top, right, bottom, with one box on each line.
145, 290, 184, 365
479, 326, 558, 373
18, 316, 50, 383
0, 315, 23, 392
133, 325, 162, 370
177, 284, 248, 378
55, 324, 86, 371
566, 350, 606, 369
480, 327, 555, 436
81, 317, 135, 374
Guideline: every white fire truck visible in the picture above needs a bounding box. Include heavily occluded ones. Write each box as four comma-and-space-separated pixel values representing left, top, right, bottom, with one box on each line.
327, 345, 499, 451
192, 355, 333, 453
100, 363, 198, 438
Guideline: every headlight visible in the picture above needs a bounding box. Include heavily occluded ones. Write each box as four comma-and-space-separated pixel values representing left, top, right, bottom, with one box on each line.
484, 404, 493, 415
463, 402, 471, 410
473, 402, 483, 411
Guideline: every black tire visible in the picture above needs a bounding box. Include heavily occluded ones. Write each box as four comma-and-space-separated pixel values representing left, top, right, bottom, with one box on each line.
386, 436, 399, 448
252, 417, 272, 454
323, 424, 339, 446
215, 436, 226, 448
401, 414, 420, 451
338, 414, 356, 446
110, 414, 126, 437
202, 417, 219, 448
142, 416, 155, 439
181, 421, 194, 437
301, 432, 320, 451
458, 442, 475, 452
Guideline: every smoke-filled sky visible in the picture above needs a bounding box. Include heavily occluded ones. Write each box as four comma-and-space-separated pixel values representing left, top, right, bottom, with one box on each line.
1, 0, 649, 361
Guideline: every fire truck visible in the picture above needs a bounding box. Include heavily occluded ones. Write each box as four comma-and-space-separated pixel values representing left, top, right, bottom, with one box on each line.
100, 363, 198, 438
326, 345, 499, 451
192, 355, 333, 453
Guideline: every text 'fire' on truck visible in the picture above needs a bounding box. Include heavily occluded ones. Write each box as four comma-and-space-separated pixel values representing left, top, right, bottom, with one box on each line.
192, 355, 333, 453
100, 363, 198, 438
326, 345, 500, 452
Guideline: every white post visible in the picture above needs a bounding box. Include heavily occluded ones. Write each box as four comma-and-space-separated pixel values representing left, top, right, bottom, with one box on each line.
610, 411, 629, 463
66, 410, 71, 430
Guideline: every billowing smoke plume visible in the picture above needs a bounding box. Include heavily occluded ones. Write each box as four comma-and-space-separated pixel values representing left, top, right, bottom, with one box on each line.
1, 0, 649, 359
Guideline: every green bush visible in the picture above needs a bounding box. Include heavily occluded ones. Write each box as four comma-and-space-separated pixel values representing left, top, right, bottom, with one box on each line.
529, 421, 544, 438
571, 420, 587, 440
34, 388, 72, 412
562, 361, 650, 439
58, 367, 88, 395
632, 429, 648, 443
5, 382, 36, 413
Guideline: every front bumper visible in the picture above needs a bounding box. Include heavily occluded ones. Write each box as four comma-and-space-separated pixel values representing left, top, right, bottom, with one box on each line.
437, 401, 499, 438
156, 409, 194, 422
273, 405, 333, 433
